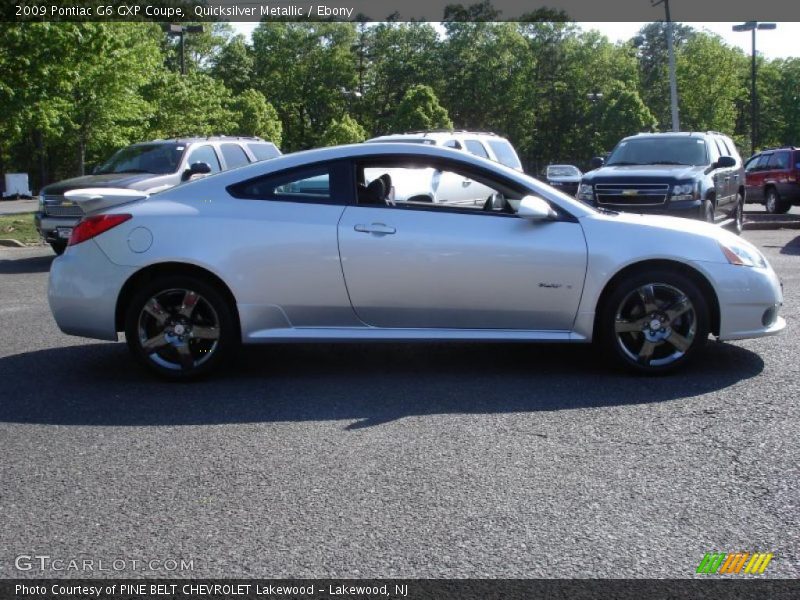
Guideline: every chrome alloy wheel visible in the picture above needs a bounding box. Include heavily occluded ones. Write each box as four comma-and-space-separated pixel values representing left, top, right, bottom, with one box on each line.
613, 283, 697, 367
137, 288, 220, 371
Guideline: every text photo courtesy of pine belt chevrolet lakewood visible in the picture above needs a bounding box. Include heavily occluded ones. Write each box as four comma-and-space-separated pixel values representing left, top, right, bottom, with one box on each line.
48, 143, 785, 380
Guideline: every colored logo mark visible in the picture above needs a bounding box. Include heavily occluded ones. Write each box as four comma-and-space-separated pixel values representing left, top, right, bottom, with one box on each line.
696, 552, 773, 574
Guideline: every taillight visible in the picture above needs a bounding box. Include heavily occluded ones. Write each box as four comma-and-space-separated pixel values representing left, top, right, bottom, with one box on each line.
68, 214, 132, 246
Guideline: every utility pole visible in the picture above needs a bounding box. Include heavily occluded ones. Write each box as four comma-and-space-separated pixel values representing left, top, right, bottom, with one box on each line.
733, 22, 776, 154
167, 24, 204, 75
652, 0, 680, 131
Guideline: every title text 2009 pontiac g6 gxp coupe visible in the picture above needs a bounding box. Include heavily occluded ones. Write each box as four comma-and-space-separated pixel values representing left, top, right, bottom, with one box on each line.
48, 144, 785, 379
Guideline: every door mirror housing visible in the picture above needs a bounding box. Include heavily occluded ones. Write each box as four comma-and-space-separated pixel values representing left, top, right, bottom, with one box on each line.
518, 195, 557, 221
715, 156, 736, 169
590, 156, 605, 170
183, 161, 212, 181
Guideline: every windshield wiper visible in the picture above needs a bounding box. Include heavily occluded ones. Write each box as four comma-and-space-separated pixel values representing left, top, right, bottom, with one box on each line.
606, 161, 640, 166
644, 161, 689, 165
111, 169, 154, 174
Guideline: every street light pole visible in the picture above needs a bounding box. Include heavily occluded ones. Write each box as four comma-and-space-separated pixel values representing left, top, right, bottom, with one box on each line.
733, 21, 776, 154
652, 0, 680, 131
167, 24, 204, 76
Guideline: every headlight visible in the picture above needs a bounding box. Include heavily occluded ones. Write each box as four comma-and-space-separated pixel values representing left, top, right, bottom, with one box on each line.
577, 183, 594, 201
671, 182, 697, 201
719, 241, 767, 268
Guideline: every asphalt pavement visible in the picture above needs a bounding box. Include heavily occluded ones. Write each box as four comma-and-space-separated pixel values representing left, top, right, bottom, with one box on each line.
0, 229, 797, 579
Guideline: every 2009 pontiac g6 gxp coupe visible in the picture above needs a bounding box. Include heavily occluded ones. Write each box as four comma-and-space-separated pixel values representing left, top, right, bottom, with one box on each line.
48, 143, 785, 379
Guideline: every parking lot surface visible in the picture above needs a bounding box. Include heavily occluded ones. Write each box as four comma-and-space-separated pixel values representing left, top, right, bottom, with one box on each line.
0, 228, 798, 578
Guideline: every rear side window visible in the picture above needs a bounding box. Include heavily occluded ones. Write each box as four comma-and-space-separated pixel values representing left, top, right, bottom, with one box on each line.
220, 144, 251, 169
228, 161, 349, 205
247, 142, 281, 162
185, 145, 221, 173
487, 139, 523, 169
443, 139, 462, 150
465, 140, 490, 159
768, 151, 790, 170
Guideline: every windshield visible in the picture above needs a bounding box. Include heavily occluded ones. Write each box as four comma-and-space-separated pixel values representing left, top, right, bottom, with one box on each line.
547, 165, 581, 178
606, 137, 709, 167
96, 143, 185, 175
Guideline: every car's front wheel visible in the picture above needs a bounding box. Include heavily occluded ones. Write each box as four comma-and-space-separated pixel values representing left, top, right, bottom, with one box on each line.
599, 269, 709, 374
124, 275, 237, 380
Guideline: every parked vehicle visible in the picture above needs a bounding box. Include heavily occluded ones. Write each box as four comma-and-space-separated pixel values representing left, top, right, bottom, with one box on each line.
743, 146, 800, 214
365, 130, 523, 205
578, 132, 745, 234
545, 164, 582, 196
48, 143, 784, 380
36, 137, 280, 254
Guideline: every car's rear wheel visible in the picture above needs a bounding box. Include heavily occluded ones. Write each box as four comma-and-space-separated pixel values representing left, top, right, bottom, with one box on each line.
765, 187, 790, 214
50, 241, 67, 255
124, 275, 237, 380
599, 269, 709, 374
728, 193, 744, 235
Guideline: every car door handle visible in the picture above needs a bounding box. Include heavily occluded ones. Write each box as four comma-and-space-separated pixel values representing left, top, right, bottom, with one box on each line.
354, 223, 396, 235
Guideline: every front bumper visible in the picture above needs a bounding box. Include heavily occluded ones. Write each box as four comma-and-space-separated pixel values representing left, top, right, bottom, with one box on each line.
591, 198, 703, 218
694, 260, 786, 341
48, 240, 137, 341
35, 212, 81, 242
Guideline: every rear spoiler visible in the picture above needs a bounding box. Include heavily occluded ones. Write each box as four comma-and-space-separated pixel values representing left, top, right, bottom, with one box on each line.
64, 188, 148, 213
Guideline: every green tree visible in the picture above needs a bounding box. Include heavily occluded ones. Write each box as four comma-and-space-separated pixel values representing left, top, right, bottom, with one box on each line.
594, 83, 658, 152
319, 114, 367, 146
230, 89, 283, 147
211, 35, 254, 95
390, 85, 452, 132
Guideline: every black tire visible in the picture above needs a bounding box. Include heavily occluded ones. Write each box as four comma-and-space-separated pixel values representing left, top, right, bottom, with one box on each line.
598, 268, 710, 374
50, 240, 67, 255
728, 193, 744, 235
700, 198, 715, 223
764, 187, 790, 214
124, 275, 238, 380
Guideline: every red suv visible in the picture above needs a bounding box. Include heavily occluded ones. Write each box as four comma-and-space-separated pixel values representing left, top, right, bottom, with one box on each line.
743, 147, 800, 214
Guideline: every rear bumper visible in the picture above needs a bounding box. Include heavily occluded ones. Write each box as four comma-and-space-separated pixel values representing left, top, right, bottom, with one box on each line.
35, 212, 81, 242
48, 240, 136, 341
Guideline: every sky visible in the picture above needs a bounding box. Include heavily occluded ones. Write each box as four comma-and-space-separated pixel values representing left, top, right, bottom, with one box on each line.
231, 21, 800, 60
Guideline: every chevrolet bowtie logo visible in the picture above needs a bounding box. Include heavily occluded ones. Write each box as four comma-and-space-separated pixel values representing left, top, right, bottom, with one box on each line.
621, 189, 638, 196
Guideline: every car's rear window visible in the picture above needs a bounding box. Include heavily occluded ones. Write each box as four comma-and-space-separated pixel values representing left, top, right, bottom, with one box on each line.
487, 139, 522, 170
247, 142, 281, 162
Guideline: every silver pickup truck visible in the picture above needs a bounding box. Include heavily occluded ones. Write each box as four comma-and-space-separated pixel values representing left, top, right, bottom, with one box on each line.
36, 136, 280, 254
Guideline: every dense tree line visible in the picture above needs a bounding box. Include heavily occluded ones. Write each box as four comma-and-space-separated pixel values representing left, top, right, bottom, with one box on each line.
1, 15, 799, 191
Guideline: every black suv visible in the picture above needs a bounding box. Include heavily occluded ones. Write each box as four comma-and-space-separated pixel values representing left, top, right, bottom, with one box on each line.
36, 136, 280, 254
577, 132, 745, 234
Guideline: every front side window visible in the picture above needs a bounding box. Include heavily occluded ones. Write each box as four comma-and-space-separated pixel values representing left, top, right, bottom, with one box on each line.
220, 144, 251, 169
744, 155, 761, 172
95, 143, 184, 175
607, 137, 709, 167
357, 158, 527, 216
186, 145, 221, 173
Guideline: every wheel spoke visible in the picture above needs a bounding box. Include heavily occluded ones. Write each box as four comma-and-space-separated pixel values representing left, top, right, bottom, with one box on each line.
175, 343, 194, 370
615, 317, 645, 333
637, 285, 658, 313
638, 340, 657, 363
665, 295, 692, 322
191, 326, 219, 341
665, 330, 692, 353
143, 298, 170, 326
142, 332, 169, 351
178, 290, 200, 319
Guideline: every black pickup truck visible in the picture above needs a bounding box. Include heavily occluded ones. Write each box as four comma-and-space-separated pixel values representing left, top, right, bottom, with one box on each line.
577, 132, 745, 234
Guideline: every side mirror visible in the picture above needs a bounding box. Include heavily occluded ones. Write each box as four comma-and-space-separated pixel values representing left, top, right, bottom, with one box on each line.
518, 195, 557, 221
590, 156, 605, 170
715, 156, 736, 168
183, 161, 212, 181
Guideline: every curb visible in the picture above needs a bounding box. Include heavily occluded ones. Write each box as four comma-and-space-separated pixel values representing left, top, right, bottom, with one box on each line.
0, 239, 26, 247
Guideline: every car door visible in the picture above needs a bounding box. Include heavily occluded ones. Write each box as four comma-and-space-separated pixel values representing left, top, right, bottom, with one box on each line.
743, 154, 762, 202
337, 158, 588, 331
708, 137, 729, 213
